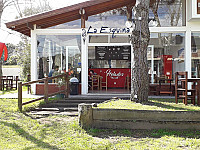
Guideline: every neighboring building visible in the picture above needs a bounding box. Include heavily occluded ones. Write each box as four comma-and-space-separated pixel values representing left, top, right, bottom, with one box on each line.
5, 0, 200, 94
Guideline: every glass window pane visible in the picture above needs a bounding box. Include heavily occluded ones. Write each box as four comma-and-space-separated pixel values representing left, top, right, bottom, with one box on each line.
149, 0, 185, 27
37, 35, 81, 81
110, 35, 130, 43
149, 32, 185, 83
89, 35, 108, 43
191, 33, 200, 78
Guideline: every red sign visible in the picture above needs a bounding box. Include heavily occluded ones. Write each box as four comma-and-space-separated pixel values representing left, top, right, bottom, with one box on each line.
89, 68, 131, 88
0, 42, 8, 61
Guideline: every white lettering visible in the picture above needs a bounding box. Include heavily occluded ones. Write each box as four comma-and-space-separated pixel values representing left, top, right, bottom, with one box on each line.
105, 69, 124, 79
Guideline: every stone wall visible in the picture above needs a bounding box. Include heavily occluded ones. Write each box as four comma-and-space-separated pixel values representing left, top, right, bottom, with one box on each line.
78, 103, 200, 130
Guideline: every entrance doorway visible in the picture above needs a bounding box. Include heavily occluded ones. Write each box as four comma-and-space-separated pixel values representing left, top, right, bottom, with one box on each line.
88, 45, 131, 94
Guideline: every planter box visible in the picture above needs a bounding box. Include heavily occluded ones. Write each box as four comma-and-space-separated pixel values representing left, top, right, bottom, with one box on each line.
36, 83, 65, 95
78, 104, 200, 130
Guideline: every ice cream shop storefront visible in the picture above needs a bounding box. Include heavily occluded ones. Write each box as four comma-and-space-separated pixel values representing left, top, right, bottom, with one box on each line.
6, 0, 200, 95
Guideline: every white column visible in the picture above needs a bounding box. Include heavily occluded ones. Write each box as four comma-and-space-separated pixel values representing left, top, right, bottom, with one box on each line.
66, 46, 69, 71
31, 25, 38, 94
81, 30, 88, 94
151, 45, 154, 83
185, 29, 191, 78
60, 46, 63, 70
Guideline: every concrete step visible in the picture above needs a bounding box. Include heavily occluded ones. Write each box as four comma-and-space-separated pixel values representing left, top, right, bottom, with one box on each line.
67, 95, 130, 100
34, 107, 78, 111
55, 99, 106, 103
42, 103, 80, 108
29, 110, 78, 116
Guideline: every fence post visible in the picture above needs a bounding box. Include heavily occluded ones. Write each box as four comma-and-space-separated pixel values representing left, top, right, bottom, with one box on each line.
65, 72, 69, 98
44, 76, 48, 103
18, 82, 22, 112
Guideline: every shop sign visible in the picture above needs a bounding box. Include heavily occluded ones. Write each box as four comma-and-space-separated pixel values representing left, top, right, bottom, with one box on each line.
87, 26, 130, 38
105, 69, 124, 79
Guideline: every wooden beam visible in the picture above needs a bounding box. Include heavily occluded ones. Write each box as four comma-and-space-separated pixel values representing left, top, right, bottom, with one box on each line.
27, 23, 34, 30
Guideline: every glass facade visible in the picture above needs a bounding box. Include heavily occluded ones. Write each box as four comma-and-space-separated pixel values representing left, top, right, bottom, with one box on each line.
149, 32, 185, 83
37, 35, 81, 80
48, 19, 81, 29
86, 8, 127, 28
149, 0, 185, 27
191, 33, 200, 78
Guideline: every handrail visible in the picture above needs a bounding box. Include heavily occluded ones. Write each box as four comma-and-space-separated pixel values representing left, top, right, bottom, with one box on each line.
18, 72, 69, 112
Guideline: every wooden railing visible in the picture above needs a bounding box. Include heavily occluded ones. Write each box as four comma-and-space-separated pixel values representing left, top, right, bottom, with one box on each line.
18, 73, 69, 112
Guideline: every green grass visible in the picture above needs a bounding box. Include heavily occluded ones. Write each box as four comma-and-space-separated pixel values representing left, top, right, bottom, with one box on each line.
0, 98, 200, 149
97, 99, 200, 111
0, 86, 28, 95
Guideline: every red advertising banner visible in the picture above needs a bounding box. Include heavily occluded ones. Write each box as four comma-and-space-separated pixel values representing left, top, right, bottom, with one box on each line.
89, 68, 131, 88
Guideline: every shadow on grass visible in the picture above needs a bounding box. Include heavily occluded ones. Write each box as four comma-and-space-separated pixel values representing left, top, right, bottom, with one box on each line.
0, 121, 64, 150
86, 128, 200, 139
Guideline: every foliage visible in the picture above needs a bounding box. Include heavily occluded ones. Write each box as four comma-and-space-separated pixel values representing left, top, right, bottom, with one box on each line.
7, 1, 52, 81
9, 38, 31, 81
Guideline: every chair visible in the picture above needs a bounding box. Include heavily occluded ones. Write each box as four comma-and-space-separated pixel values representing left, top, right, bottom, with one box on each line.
175, 72, 196, 105
158, 78, 173, 95
91, 75, 100, 90
12, 76, 18, 90
6, 76, 13, 90
1, 76, 8, 90
100, 75, 107, 90
124, 75, 131, 90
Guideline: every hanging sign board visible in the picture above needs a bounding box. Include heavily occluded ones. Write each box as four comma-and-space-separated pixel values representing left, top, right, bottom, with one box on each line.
87, 26, 130, 38
95, 46, 131, 60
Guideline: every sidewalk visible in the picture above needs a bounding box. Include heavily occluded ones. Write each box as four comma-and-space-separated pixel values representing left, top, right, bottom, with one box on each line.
0, 91, 43, 99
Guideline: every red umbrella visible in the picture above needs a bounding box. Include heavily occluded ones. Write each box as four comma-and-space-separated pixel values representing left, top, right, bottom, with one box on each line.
0, 42, 8, 61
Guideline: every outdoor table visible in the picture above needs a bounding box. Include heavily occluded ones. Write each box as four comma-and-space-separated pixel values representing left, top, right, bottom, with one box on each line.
1, 78, 13, 90
180, 78, 200, 106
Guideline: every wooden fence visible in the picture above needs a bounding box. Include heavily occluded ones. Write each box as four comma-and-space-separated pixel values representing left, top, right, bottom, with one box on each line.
18, 73, 69, 112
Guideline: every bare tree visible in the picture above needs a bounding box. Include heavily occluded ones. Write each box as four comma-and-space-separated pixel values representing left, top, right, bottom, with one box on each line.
0, 0, 14, 76
0, 0, 51, 77
130, 0, 150, 103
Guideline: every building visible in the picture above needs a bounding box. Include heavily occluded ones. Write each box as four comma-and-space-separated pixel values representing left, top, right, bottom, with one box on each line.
5, 0, 200, 95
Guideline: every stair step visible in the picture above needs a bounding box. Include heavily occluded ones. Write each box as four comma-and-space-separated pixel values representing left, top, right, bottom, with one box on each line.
55, 99, 105, 103
29, 111, 78, 116
34, 107, 78, 111
42, 103, 84, 108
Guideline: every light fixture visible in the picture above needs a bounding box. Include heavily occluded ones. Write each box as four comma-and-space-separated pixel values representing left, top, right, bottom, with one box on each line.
125, 20, 133, 28
79, 8, 85, 15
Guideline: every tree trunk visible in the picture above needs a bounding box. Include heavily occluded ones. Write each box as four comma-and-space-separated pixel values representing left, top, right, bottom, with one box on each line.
130, 0, 150, 103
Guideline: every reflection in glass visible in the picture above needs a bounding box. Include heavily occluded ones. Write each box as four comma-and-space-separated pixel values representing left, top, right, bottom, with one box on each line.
149, 0, 185, 27
191, 33, 200, 78
37, 35, 81, 81
149, 32, 185, 83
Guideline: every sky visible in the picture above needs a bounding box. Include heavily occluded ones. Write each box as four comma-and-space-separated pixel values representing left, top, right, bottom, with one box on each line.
0, 0, 88, 44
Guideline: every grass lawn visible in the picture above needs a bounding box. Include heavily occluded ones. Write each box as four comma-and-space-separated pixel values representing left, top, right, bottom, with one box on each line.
98, 99, 200, 111
0, 98, 200, 149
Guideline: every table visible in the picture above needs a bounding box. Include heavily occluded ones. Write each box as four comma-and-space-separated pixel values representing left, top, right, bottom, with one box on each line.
1, 78, 13, 90
180, 78, 200, 105
187, 78, 200, 106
